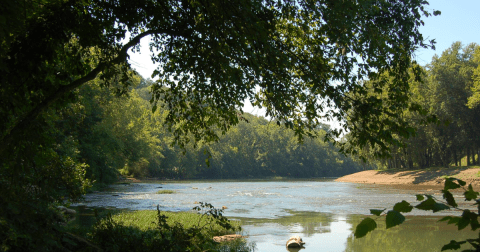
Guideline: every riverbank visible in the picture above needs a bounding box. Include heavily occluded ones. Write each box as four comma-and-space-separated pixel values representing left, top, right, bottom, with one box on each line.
336, 166, 480, 189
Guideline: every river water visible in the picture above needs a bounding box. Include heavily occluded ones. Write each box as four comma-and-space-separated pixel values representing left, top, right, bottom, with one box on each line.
73, 180, 478, 251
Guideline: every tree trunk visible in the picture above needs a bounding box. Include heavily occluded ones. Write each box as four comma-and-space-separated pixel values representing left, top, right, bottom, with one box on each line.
423, 149, 428, 168
467, 148, 471, 166
453, 148, 458, 166
426, 149, 431, 168
475, 147, 479, 165
477, 148, 480, 165
400, 158, 407, 169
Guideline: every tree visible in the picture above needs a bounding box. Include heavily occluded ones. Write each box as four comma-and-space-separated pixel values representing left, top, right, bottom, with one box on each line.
347, 43, 480, 169
0, 0, 439, 249
467, 46, 480, 109
1, 0, 439, 157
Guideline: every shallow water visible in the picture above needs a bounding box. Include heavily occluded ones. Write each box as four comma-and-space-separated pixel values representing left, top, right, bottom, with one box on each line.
74, 180, 478, 251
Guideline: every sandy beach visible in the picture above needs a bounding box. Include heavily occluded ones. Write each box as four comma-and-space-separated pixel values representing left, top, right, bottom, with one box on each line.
336, 167, 480, 190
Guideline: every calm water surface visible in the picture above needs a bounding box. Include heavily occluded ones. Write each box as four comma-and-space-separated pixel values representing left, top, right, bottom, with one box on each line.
74, 180, 477, 251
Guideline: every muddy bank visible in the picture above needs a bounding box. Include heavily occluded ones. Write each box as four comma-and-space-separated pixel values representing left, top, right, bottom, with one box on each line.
336, 167, 480, 190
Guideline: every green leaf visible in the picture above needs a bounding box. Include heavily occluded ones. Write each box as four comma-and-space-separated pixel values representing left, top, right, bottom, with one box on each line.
447, 217, 461, 225
393, 200, 413, 213
461, 210, 480, 231
416, 194, 425, 201
444, 178, 461, 190
441, 240, 465, 251
385, 210, 405, 229
355, 218, 377, 238
457, 217, 469, 230
470, 217, 480, 231
464, 184, 479, 201
442, 190, 457, 207
415, 198, 450, 212
415, 198, 435, 211
370, 209, 385, 216
433, 203, 450, 213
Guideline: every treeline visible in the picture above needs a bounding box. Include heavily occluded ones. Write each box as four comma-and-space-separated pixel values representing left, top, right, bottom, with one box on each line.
56, 75, 369, 184
350, 42, 480, 169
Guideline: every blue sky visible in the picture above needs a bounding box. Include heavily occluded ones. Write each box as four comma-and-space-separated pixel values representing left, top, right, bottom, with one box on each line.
415, 0, 480, 65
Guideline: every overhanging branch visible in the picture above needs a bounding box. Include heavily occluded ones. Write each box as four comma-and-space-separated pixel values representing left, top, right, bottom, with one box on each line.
0, 29, 173, 154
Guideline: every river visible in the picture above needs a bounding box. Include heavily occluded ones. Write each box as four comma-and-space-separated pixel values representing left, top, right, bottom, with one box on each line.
73, 179, 477, 251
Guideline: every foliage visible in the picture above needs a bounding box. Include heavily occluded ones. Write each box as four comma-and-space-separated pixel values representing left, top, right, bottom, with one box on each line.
0, 0, 439, 159
0, 0, 439, 250
355, 177, 480, 251
0, 106, 92, 251
348, 42, 480, 169
66, 80, 370, 180
90, 203, 248, 252
467, 47, 480, 108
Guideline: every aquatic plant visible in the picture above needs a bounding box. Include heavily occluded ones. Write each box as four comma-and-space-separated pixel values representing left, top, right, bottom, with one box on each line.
156, 189, 176, 194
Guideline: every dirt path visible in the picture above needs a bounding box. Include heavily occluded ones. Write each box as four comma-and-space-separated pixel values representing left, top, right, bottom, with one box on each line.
336, 167, 480, 190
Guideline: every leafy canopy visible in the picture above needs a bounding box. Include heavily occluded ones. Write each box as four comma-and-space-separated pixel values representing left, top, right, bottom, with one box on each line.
0, 1, 439, 249
1, 0, 439, 156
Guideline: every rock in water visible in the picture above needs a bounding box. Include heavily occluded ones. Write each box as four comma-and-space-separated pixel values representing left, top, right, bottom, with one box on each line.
286, 235, 305, 248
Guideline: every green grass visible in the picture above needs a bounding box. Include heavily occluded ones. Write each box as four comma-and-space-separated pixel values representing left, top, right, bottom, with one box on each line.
156, 189, 175, 194
89, 209, 251, 251
109, 210, 241, 235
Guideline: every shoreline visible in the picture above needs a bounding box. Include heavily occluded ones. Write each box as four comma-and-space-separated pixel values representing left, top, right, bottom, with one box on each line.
335, 166, 480, 190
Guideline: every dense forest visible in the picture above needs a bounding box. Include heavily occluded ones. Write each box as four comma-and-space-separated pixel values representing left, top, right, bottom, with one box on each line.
58, 74, 369, 184
48, 41, 480, 185
46, 41, 480, 185
350, 42, 480, 169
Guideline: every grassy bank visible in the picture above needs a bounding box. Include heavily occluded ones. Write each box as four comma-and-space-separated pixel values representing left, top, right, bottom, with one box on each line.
104, 210, 241, 234
67, 205, 254, 252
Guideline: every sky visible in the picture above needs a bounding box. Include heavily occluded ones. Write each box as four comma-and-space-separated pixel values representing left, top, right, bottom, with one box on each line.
415, 0, 480, 65
128, 1, 480, 116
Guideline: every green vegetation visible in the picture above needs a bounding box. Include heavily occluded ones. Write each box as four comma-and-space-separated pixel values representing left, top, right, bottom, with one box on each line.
345, 42, 480, 250
156, 189, 176, 194
98, 209, 240, 233
88, 203, 253, 252
0, 0, 448, 250
349, 42, 480, 169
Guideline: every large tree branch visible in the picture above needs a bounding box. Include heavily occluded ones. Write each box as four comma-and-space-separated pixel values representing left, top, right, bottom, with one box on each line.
0, 29, 170, 154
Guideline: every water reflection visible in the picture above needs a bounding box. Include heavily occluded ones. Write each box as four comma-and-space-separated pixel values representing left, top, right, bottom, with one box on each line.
237, 211, 477, 252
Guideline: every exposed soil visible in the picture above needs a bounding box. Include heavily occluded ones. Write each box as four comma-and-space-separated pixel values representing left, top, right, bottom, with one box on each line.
336, 167, 480, 190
